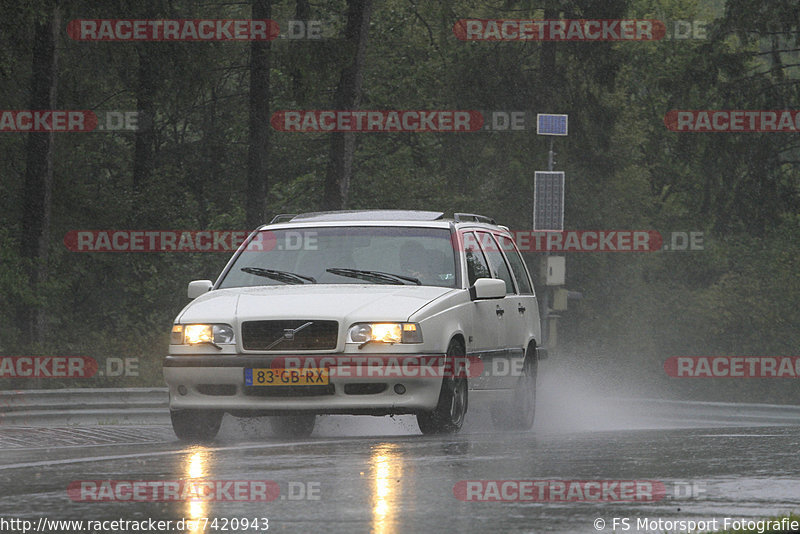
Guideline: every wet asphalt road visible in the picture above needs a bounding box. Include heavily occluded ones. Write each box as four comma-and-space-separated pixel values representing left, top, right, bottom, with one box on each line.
1, 379, 800, 533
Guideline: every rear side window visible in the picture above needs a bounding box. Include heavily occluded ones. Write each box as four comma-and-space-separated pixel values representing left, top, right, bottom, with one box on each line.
476, 232, 515, 295
463, 232, 491, 286
497, 235, 533, 294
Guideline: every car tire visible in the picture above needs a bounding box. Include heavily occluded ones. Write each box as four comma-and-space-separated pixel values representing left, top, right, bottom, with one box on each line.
491, 344, 537, 431
170, 409, 223, 441
417, 338, 468, 435
270, 414, 316, 438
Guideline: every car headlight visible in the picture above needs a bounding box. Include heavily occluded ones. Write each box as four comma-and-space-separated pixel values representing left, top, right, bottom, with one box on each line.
171, 324, 235, 345
347, 322, 423, 344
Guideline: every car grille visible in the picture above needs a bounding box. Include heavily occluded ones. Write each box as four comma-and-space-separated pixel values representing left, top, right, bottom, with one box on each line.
241, 320, 338, 351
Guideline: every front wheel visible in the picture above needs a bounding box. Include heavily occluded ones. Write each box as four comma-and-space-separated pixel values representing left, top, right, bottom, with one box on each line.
417, 339, 468, 435
170, 409, 223, 441
270, 414, 316, 438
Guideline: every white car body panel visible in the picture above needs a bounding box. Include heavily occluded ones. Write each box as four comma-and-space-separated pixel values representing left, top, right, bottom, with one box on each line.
164, 213, 541, 418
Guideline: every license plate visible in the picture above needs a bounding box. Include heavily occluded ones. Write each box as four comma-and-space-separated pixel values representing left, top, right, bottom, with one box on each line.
245, 368, 329, 386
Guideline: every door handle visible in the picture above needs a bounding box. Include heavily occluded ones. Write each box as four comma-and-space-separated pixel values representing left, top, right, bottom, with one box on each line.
518, 305, 526, 314
496, 305, 504, 317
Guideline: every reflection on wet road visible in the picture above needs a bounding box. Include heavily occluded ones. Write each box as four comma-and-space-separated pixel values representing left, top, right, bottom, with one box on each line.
2, 398, 800, 533
3, 368, 800, 533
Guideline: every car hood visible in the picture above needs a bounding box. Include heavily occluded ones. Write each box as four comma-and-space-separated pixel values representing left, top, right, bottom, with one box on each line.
177, 284, 457, 324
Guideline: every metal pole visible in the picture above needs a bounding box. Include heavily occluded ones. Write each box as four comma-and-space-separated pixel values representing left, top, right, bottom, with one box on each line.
542, 137, 555, 347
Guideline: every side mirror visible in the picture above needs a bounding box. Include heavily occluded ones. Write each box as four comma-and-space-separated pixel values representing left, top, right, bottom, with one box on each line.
469, 278, 506, 300
187, 280, 213, 299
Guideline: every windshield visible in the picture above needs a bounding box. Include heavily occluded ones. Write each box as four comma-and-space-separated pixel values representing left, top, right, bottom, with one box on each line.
218, 226, 458, 289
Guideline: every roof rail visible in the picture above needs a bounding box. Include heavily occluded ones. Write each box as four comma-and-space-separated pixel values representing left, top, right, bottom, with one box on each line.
269, 214, 297, 224
453, 212, 497, 225
291, 210, 445, 222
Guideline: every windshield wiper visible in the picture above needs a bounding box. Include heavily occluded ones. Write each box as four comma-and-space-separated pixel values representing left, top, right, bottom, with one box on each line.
241, 267, 316, 284
326, 268, 420, 285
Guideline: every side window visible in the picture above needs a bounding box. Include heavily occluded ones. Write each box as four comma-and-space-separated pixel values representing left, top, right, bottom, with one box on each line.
476, 232, 516, 295
463, 232, 491, 286
498, 235, 533, 295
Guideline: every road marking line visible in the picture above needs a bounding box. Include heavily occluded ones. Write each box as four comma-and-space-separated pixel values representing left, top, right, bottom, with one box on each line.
0, 437, 362, 471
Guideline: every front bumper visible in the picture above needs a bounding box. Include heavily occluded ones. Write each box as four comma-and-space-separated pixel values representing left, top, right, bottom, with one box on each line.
163, 353, 446, 415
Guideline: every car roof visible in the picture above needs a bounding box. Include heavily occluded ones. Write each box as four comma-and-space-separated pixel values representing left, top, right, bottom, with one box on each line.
262, 210, 507, 231
282, 210, 445, 222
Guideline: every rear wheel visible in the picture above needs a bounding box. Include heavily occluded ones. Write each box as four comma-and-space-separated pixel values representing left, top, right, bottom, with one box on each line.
170, 409, 223, 441
270, 414, 316, 438
491, 344, 537, 431
417, 339, 468, 435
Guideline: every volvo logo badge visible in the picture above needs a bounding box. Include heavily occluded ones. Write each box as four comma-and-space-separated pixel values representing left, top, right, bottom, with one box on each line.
266, 321, 313, 350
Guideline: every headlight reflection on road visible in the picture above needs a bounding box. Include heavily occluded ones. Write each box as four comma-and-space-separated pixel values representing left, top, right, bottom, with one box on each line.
370, 443, 403, 534
184, 447, 210, 534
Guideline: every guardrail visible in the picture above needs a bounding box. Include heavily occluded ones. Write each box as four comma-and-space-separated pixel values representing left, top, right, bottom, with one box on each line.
616, 397, 800, 426
2, 390, 799, 427
0, 388, 169, 426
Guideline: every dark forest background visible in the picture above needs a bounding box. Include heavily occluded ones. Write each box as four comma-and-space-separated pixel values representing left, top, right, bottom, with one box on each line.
1, 0, 798, 401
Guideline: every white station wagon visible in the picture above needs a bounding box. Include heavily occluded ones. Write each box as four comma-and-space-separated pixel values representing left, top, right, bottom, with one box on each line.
164, 210, 544, 440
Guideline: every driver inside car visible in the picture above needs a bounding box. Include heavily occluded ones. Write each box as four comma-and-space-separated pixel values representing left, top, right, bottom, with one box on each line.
399, 240, 449, 286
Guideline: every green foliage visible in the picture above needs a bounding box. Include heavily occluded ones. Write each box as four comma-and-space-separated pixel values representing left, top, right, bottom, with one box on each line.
1, 0, 798, 399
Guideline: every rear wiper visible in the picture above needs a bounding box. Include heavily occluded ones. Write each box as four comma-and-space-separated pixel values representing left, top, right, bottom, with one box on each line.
326, 268, 420, 285
241, 267, 316, 284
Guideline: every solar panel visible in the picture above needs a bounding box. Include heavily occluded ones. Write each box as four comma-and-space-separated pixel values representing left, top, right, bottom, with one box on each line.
533, 172, 565, 231
536, 114, 568, 136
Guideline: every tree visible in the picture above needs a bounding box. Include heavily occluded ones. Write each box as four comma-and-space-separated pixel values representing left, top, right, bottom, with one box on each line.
132, 0, 160, 194
18, 1, 60, 343
322, 0, 372, 210
246, 0, 273, 228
